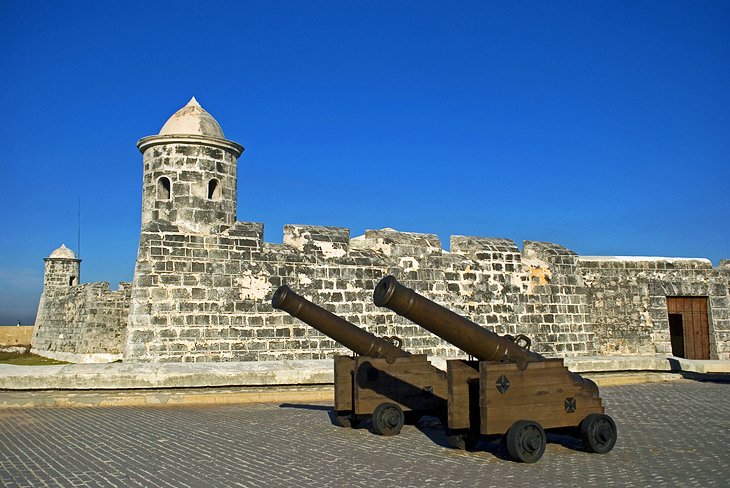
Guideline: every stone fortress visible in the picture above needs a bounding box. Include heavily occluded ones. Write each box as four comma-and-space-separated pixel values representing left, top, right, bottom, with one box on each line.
31, 98, 730, 363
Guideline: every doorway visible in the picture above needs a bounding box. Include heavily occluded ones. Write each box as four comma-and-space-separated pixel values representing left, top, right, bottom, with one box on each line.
666, 297, 710, 359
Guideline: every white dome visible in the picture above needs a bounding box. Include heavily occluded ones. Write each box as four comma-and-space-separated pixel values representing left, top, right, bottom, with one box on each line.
158, 97, 225, 138
48, 244, 76, 259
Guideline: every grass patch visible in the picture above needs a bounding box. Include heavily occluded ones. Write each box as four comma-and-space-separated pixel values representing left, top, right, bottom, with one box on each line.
0, 351, 68, 365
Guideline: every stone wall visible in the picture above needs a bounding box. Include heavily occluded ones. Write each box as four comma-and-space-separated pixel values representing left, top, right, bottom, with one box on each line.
519, 242, 595, 355
576, 257, 730, 358
32, 282, 132, 362
123, 219, 730, 363
125, 223, 604, 362
31, 221, 730, 364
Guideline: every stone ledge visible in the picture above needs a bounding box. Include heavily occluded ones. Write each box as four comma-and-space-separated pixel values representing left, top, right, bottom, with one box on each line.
0, 386, 333, 409
1, 356, 727, 391
0, 360, 332, 390
563, 355, 730, 374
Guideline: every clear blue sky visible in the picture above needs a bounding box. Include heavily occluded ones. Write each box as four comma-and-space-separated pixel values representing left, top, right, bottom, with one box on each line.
1, 1, 728, 324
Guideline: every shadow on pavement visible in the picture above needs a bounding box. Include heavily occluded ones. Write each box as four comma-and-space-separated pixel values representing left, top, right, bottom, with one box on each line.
278, 403, 331, 411
415, 416, 590, 462
667, 358, 730, 383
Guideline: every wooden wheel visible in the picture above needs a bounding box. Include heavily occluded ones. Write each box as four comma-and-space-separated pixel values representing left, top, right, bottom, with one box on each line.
371, 402, 404, 436
580, 414, 617, 454
505, 420, 546, 463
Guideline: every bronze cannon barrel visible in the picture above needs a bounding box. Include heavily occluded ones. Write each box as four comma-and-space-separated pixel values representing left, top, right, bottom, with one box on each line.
272, 285, 410, 361
373, 275, 543, 369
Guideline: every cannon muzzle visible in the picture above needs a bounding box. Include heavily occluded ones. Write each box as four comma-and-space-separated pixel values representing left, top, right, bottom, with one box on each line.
374, 275, 542, 370
272, 285, 410, 363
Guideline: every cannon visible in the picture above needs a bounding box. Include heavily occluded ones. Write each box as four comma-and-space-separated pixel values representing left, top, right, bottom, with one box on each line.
272, 285, 448, 436
373, 275, 617, 462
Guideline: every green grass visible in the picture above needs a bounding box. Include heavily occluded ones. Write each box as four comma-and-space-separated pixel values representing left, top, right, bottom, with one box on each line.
0, 351, 68, 365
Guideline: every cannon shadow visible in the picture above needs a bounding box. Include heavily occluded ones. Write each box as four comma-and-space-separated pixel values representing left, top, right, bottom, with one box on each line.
277, 403, 353, 428
278, 403, 331, 411
354, 360, 447, 420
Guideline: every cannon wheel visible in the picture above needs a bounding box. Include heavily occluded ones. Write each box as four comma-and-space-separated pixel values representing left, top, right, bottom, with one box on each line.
505, 420, 546, 463
446, 428, 479, 451
580, 414, 617, 454
371, 402, 404, 436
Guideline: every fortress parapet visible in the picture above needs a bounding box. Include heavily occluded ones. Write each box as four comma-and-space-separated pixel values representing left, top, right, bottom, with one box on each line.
350, 228, 442, 257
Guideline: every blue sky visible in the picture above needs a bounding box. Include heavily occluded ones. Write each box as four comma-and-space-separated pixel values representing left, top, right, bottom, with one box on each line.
0, 1, 728, 324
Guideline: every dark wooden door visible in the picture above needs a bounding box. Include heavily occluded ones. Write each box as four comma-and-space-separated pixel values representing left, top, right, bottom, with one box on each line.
666, 297, 710, 359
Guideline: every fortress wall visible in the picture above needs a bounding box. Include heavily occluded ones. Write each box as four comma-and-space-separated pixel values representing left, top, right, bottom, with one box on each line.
518, 242, 595, 355
34, 223, 730, 364
32, 282, 132, 361
125, 222, 603, 363
577, 257, 730, 359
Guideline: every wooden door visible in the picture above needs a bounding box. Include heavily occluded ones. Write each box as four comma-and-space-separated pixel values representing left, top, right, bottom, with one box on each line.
666, 297, 710, 360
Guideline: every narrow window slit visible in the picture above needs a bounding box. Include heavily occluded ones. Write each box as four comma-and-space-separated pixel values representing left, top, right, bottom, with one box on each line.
157, 177, 171, 200
208, 179, 220, 200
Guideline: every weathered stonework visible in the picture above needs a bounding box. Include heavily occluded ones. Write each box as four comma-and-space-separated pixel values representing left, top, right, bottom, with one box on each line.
126, 225, 605, 362
579, 257, 730, 357
121, 223, 730, 362
138, 141, 241, 234
32, 245, 131, 362
31, 99, 730, 363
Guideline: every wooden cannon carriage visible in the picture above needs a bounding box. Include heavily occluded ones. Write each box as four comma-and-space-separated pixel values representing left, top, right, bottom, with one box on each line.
272, 285, 448, 435
373, 275, 617, 462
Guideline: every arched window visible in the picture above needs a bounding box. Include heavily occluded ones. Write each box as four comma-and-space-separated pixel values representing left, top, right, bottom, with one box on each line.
69, 276, 76, 286
208, 178, 220, 200
157, 177, 171, 200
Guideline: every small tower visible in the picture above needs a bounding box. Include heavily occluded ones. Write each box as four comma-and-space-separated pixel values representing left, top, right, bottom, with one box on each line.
136, 97, 244, 233
43, 244, 81, 289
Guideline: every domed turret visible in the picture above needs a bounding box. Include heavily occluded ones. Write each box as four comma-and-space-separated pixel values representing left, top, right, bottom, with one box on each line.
136, 97, 244, 233
43, 244, 81, 289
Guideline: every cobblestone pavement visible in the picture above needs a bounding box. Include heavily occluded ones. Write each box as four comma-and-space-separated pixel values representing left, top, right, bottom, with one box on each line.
0, 380, 728, 487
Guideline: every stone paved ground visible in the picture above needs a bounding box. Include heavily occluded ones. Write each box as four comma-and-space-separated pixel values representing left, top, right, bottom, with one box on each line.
0, 380, 728, 487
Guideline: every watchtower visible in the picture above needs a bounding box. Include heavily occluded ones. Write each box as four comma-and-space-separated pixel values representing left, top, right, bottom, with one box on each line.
136, 97, 244, 233
43, 244, 81, 289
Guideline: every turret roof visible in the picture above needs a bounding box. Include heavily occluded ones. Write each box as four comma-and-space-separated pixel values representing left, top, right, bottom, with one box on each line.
48, 244, 76, 259
158, 97, 225, 138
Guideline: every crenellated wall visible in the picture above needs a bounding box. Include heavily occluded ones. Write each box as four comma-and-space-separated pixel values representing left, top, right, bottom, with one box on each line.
122, 221, 730, 363
31, 221, 730, 363
127, 222, 555, 362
